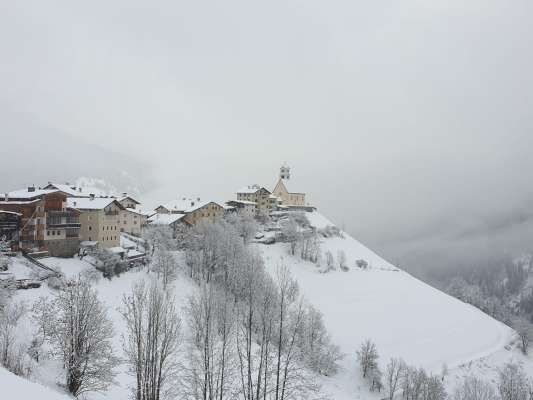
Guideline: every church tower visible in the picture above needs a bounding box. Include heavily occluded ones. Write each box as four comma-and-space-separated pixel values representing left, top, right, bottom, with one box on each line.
280, 163, 290, 180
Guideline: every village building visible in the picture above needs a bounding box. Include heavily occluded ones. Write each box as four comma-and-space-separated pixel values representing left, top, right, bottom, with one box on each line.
117, 194, 140, 209
147, 213, 186, 238
0, 187, 81, 256
181, 201, 225, 225
236, 185, 278, 214
119, 207, 150, 236
116, 194, 149, 236
225, 200, 257, 217
67, 195, 124, 249
272, 164, 306, 206
0, 210, 21, 249
154, 197, 224, 226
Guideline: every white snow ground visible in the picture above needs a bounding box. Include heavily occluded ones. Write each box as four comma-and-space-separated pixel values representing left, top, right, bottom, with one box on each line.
259, 211, 518, 399
1, 210, 530, 400
0, 367, 71, 400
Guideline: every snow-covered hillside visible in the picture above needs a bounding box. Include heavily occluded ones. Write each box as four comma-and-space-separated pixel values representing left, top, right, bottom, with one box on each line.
1, 211, 529, 400
0, 367, 71, 400
260, 212, 518, 399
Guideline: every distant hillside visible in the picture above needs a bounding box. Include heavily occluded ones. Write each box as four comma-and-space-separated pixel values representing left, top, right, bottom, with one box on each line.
0, 109, 154, 194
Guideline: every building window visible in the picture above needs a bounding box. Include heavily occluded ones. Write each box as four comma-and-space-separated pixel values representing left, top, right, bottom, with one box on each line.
47, 231, 50, 236
89, 226, 92, 231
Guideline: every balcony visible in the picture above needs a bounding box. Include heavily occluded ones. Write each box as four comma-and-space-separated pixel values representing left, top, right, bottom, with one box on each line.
46, 211, 81, 229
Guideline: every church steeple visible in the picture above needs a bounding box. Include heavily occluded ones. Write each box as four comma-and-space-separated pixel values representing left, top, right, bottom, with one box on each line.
280, 163, 290, 180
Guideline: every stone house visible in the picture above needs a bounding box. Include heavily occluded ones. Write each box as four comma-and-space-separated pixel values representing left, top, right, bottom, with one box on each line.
67, 196, 124, 249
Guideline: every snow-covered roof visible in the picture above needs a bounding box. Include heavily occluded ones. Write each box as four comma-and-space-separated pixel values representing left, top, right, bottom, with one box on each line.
276, 178, 305, 195
125, 208, 151, 217
159, 198, 220, 214
159, 197, 202, 213
118, 195, 140, 204
0, 200, 40, 205
108, 246, 126, 254
67, 197, 123, 210
6, 187, 58, 199
227, 200, 257, 206
148, 213, 185, 225
43, 183, 87, 197
0, 210, 22, 216
185, 200, 221, 213
237, 184, 270, 194
80, 240, 98, 247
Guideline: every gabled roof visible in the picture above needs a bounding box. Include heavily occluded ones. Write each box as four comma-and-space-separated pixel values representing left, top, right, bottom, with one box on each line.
158, 197, 206, 213
67, 197, 125, 211
6, 187, 59, 200
43, 183, 86, 197
125, 208, 152, 217
118, 196, 141, 205
237, 184, 271, 194
274, 178, 305, 195
185, 200, 223, 213
148, 213, 185, 225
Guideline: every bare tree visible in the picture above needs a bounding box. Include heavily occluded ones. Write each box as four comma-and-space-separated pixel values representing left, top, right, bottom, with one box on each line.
33, 277, 118, 396
281, 217, 299, 256
512, 317, 532, 355
385, 358, 405, 400
152, 249, 178, 289
324, 251, 335, 272
454, 376, 498, 400
120, 279, 182, 400
357, 339, 378, 378
498, 362, 529, 400
182, 283, 235, 400
298, 304, 342, 376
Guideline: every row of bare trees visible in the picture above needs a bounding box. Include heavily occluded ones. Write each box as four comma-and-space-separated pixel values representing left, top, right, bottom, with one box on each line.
179, 218, 342, 400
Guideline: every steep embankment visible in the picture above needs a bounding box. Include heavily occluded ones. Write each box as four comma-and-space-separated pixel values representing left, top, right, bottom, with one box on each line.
259, 211, 515, 398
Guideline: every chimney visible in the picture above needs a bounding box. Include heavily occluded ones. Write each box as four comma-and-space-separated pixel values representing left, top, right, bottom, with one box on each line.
28, 186, 35, 192
89, 193, 95, 200
197, 197, 200, 202
73, 201, 77, 207
4, 193, 8, 201
78, 187, 82, 192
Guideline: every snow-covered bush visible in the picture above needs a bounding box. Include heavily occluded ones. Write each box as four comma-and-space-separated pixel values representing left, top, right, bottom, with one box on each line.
356, 259, 369, 270
338, 250, 348, 271
298, 304, 343, 376
46, 276, 63, 290
0, 300, 31, 377
94, 248, 124, 279
317, 225, 343, 238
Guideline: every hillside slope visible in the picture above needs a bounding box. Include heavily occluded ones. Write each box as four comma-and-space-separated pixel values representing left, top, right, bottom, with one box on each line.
0, 367, 71, 400
259, 211, 515, 398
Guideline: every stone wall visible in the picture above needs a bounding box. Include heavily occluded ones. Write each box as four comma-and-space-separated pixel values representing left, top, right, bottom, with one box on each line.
46, 238, 80, 257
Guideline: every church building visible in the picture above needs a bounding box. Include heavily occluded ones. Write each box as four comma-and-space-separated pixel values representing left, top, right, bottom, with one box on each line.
272, 164, 306, 206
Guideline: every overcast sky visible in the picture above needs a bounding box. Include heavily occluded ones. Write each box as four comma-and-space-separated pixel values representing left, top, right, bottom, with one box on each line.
1, 0, 532, 274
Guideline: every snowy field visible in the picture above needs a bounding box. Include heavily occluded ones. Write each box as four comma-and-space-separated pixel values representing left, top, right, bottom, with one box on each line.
1, 211, 531, 399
